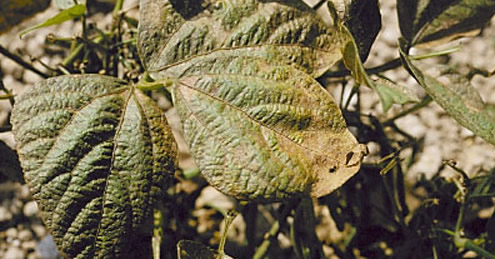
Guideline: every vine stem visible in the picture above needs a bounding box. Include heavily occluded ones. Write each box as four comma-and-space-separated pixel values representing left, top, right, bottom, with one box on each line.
0, 45, 49, 78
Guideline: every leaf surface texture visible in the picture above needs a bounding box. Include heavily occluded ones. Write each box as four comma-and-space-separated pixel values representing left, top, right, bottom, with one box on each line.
11, 74, 177, 258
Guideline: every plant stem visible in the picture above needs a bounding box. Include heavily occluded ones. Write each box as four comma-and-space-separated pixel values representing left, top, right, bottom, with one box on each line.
383, 95, 432, 125
0, 45, 49, 78
322, 57, 402, 78
217, 210, 239, 259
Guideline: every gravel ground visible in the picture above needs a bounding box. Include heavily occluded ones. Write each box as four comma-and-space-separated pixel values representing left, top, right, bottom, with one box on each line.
1, 0, 495, 258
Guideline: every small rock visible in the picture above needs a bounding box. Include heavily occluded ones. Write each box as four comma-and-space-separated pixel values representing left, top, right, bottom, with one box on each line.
19, 185, 31, 200
31, 224, 46, 238
0, 206, 13, 222
23, 201, 38, 217
18, 229, 33, 241
22, 240, 38, 251
6, 227, 18, 238
4, 246, 25, 259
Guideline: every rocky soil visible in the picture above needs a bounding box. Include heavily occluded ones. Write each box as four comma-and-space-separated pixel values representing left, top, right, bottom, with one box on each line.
1, 0, 495, 258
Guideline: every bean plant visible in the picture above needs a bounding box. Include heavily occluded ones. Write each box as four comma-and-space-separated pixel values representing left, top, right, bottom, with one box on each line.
1, 0, 495, 258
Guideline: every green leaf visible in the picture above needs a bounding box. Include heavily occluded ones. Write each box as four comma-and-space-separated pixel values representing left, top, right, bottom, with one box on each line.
11, 74, 177, 258
400, 42, 495, 145
138, 0, 343, 78
374, 77, 420, 112
19, 4, 86, 38
138, 0, 366, 201
338, 23, 418, 112
397, 0, 495, 46
0, 0, 50, 34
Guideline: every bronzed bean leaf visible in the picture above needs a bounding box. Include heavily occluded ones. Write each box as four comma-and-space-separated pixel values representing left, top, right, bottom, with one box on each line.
397, 0, 495, 46
139, 0, 366, 201
11, 74, 177, 258
138, 0, 343, 78
172, 55, 366, 201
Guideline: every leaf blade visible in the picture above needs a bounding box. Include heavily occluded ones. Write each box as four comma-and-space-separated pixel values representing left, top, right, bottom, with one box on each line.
400, 43, 495, 145
11, 74, 177, 258
19, 4, 86, 38
172, 55, 366, 201
138, 0, 343, 78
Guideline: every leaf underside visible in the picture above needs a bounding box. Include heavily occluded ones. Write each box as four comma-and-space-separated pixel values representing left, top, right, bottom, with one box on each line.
11, 75, 177, 258
139, 0, 366, 201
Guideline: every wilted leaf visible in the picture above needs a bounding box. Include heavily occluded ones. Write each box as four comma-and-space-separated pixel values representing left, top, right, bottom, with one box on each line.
0, 0, 50, 34
400, 42, 495, 145
11, 74, 177, 258
139, 0, 366, 201
19, 4, 86, 38
138, 0, 343, 78
397, 0, 495, 46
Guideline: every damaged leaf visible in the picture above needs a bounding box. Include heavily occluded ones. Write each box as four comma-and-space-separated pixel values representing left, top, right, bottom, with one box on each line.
138, 0, 366, 201
11, 74, 177, 258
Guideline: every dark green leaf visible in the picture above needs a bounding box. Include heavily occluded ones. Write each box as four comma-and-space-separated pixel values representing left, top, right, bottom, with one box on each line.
19, 4, 86, 38
397, 0, 495, 46
0, 140, 23, 183
11, 74, 177, 258
330, 0, 381, 61
0, 0, 50, 34
139, 0, 366, 202
400, 42, 495, 145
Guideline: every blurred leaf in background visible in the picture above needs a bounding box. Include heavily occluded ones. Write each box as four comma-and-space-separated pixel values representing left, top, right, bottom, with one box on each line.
0, 0, 50, 34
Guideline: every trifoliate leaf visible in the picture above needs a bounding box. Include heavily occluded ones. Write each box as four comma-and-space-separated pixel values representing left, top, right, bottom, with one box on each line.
400, 42, 495, 145
138, 0, 366, 201
11, 74, 177, 258
397, 0, 495, 46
